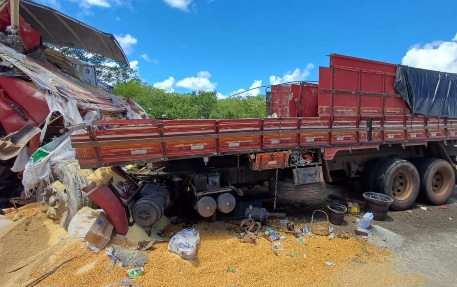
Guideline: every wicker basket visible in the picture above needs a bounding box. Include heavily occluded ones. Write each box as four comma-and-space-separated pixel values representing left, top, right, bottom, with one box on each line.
310, 210, 330, 236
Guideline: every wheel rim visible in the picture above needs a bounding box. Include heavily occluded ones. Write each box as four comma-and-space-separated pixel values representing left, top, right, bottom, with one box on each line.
391, 171, 413, 200
431, 169, 452, 196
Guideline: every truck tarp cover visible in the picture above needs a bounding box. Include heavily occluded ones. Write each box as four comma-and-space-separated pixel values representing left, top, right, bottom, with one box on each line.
394, 65, 457, 118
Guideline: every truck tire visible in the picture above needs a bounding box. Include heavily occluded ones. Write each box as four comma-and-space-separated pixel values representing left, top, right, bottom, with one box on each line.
416, 158, 455, 205
374, 159, 420, 210
274, 181, 327, 203
52, 159, 95, 229
362, 158, 389, 192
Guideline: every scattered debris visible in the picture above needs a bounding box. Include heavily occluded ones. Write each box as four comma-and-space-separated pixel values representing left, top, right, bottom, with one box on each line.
358, 212, 373, 229
310, 210, 330, 236
338, 233, 351, 240
225, 267, 237, 273
355, 230, 369, 237
137, 240, 155, 251
348, 202, 360, 215
325, 261, 336, 266
168, 228, 200, 260
420, 206, 428, 211
440, 205, 448, 210
105, 246, 148, 267
126, 267, 144, 278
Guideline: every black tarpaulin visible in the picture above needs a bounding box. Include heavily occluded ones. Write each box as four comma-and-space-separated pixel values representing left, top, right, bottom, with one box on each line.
394, 65, 457, 118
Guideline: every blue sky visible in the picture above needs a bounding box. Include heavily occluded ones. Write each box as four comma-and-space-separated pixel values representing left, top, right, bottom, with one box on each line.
36, 0, 457, 97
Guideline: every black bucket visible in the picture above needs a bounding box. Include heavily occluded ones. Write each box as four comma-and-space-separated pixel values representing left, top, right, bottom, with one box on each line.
327, 203, 347, 225
363, 192, 393, 221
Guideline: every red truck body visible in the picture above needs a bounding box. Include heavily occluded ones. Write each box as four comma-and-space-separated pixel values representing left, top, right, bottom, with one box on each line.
72, 54, 457, 168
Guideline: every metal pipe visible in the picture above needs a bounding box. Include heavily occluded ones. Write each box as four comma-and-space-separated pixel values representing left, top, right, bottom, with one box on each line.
9, 0, 19, 33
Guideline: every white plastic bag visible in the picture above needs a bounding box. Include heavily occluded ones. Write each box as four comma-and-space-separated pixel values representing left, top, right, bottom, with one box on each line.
168, 228, 200, 260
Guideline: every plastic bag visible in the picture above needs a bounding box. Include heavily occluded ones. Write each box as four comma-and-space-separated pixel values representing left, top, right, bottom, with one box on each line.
168, 228, 200, 260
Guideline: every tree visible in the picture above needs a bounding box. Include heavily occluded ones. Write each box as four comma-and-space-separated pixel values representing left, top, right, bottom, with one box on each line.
114, 80, 267, 119
46, 45, 138, 85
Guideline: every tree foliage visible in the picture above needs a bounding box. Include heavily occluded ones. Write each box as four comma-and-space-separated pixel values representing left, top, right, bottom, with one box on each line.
114, 80, 266, 119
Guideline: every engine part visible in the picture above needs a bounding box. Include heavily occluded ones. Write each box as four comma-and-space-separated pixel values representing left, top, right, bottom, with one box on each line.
196, 196, 217, 217
216, 193, 236, 213
245, 205, 286, 225
193, 174, 208, 192
207, 173, 220, 190
132, 183, 169, 227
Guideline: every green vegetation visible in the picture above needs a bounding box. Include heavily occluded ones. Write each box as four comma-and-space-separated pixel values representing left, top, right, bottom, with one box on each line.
114, 79, 266, 119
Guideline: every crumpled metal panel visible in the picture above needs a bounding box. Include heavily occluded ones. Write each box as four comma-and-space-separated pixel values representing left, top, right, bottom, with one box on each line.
0, 0, 128, 64
0, 43, 126, 113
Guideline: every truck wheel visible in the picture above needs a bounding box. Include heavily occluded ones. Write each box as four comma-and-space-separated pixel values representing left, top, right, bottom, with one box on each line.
362, 158, 389, 192
51, 159, 95, 229
374, 159, 420, 210
416, 158, 455, 205
274, 181, 327, 203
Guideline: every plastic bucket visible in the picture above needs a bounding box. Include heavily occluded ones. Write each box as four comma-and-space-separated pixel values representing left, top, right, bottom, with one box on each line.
327, 203, 347, 225
363, 192, 394, 221
358, 212, 373, 228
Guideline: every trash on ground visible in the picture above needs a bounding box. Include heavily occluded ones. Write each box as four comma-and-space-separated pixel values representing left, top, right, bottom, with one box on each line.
348, 202, 360, 215
440, 205, 448, 210
136, 240, 156, 251
355, 230, 369, 237
296, 237, 305, 243
358, 212, 373, 229
168, 228, 200, 260
84, 211, 114, 252
326, 261, 336, 266
105, 246, 148, 267
126, 267, 144, 278
338, 233, 351, 239
420, 206, 428, 211
310, 210, 330, 236
225, 267, 237, 273
329, 232, 336, 240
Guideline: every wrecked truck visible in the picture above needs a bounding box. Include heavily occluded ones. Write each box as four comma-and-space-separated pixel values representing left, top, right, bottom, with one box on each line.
0, 0, 146, 228
2, 1, 457, 234
70, 54, 457, 230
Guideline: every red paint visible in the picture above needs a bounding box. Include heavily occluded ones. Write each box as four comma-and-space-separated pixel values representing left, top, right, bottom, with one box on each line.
72, 54, 457, 168
82, 183, 129, 235
0, 4, 41, 52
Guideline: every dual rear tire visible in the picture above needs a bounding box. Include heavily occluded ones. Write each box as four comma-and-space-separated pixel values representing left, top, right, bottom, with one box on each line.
363, 157, 454, 210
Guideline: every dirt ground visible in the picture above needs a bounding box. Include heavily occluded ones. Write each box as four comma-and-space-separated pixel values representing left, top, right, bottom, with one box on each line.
0, 186, 456, 287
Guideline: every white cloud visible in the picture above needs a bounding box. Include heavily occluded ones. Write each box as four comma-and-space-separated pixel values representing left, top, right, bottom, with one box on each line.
153, 77, 176, 92
163, 0, 192, 11
114, 34, 137, 55
140, 54, 159, 64
129, 60, 139, 70
269, 63, 314, 85
141, 54, 150, 62
402, 34, 457, 73
231, 80, 263, 97
81, 0, 111, 8
176, 71, 217, 91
